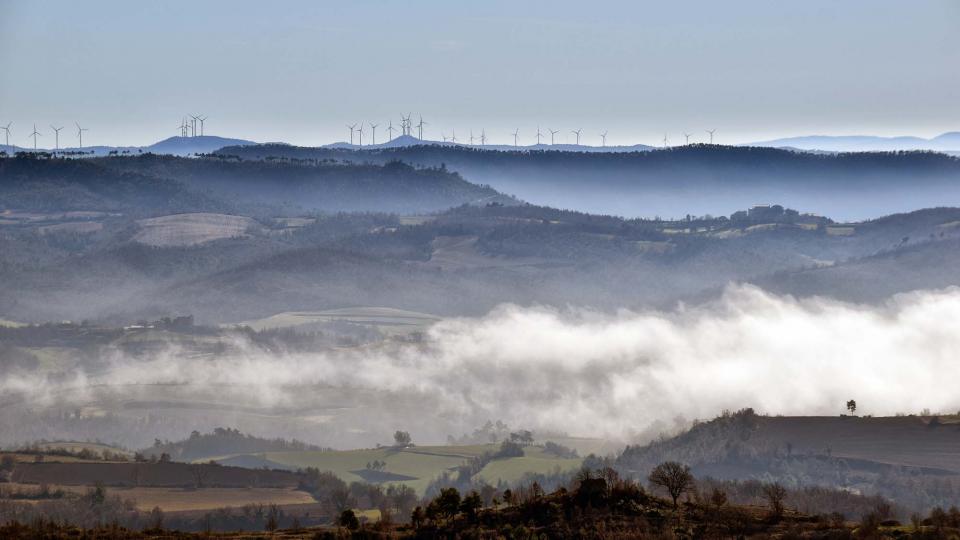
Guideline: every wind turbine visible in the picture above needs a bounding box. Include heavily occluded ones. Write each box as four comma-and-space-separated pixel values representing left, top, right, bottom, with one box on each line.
416, 115, 427, 140
512, 129, 519, 147
536, 126, 543, 145
571, 129, 582, 145
600, 131, 608, 147
76, 122, 88, 148
441, 132, 448, 143
386, 120, 396, 141
197, 116, 207, 136
369, 123, 378, 145
29, 124, 41, 150
683, 132, 692, 145
50, 125, 64, 150
2, 122, 12, 148
190, 115, 200, 137
450, 129, 457, 144
469, 130, 474, 145
480, 129, 486, 146
356, 124, 364, 146
662, 134, 669, 148
346, 124, 357, 145
706, 129, 716, 144
548, 128, 558, 145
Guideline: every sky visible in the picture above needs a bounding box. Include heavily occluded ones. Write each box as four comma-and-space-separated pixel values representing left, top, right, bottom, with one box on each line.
1, 0, 958, 148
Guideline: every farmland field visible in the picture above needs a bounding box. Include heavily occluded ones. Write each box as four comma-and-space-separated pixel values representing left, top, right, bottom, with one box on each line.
475, 446, 582, 485
233, 307, 439, 335
218, 444, 581, 495
757, 415, 960, 472
1, 483, 314, 512
29, 441, 132, 458
101, 486, 315, 512
134, 213, 259, 247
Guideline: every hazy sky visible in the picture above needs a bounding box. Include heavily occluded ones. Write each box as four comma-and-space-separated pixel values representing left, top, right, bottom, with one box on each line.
1, 0, 957, 147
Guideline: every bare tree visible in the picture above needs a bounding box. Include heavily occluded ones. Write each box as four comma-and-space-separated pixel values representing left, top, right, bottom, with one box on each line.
648, 461, 694, 507
762, 482, 787, 517
191, 464, 209, 489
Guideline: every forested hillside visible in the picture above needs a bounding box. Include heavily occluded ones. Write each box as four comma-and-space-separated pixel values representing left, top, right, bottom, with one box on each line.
216, 144, 960, 220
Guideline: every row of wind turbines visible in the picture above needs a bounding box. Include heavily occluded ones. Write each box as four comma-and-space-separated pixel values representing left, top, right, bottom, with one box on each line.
1, 114, 213, 151
1, 122, 89, 151
344, 115, 718, 148
178, 115, 208, 137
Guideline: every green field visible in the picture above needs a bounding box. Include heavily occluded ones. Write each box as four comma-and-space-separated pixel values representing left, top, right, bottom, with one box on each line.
215, 444, 581, 495
231, 307, 439, 336
475, 446, 583, 485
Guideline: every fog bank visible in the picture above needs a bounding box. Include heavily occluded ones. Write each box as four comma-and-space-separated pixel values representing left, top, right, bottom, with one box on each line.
3, 284, 959, 445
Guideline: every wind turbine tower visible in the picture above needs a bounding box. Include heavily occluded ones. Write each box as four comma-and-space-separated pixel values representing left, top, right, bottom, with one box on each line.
549, 128, 558, 145
1, 122, 11, 148
600, 131, 608, 147
50, 125, 64, 150
190, 115, 200, 137
512, 129, 519, 147
706, 129, 716, 144
76, 123, 88, 148
357, 124, 364, 146
347, 124, 357, 145
198, 116, 207, 136
369, 123, 378, 145
387, 120, 396, 141
416, 115, 427, 140
571, 129, 582, 145
663, 134, 669, 148
480, 129, 486, 146
683, 132, 692, 145
29, 124, 41, 150
469, 130, 474, 145
450, 129, 457, 143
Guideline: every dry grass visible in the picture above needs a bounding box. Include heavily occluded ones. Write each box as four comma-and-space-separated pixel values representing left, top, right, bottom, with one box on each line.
29, 484, 316, 512
115, 486, 315, 512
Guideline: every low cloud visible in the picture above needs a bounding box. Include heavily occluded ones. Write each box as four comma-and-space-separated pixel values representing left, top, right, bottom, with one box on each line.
3, 284, 959, 444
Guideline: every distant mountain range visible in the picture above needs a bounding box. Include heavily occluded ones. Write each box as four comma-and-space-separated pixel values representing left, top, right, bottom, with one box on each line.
746, 132, 960, 152
4, 131, 960, 157
322, 133, 656, 153
0, 135, 257, 157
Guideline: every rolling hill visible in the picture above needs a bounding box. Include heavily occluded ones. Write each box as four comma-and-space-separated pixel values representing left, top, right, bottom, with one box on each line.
95, 154, 516, 214
216, 143, 960, 220
617, 409, 960, 511
0, 155, 228, 215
